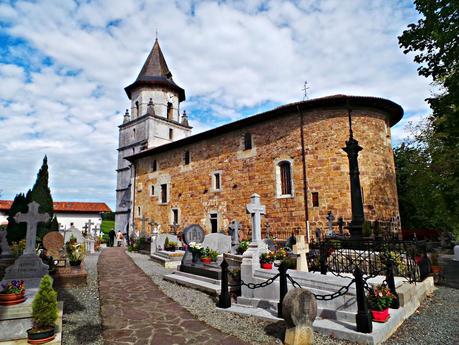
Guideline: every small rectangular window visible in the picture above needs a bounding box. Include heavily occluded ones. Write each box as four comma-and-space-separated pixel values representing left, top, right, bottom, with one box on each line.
280, 162, 292, 195
167, 102, 173, 120
152, 159, 157, 172
137, 206, 141, 217
169, 128, 173, 140
312, 192, 319, 207
210, 213, 218, 233
244, 133, 252, 150
151, 185, 155, 196
184, 150, 190, 165
214, 173, 221, 190
172, 209, 179, 225
161, 184, 168, 203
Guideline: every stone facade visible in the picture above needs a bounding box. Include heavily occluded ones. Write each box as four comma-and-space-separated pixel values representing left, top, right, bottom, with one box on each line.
130, 105, 401, 241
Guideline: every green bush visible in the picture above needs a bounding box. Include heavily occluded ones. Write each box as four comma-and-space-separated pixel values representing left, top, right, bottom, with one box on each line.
32, 275, 58, 329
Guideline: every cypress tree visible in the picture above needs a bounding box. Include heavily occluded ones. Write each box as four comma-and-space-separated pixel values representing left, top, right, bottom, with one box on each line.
30, 156, 55, 239
6, 192, 30, 244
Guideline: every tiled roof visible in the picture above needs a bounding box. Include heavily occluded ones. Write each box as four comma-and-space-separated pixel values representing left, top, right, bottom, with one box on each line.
0, 200, 111, 213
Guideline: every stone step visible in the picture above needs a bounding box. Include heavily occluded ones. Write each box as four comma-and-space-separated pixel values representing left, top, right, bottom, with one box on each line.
150, 254, 182, 269
171, 270, 222, 285
164, 272, 221, 296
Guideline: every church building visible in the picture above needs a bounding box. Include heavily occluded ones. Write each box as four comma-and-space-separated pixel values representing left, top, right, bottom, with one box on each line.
115, 39, 403, 241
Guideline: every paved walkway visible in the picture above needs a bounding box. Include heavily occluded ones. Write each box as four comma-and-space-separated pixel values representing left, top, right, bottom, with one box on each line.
98, 248, 248, 345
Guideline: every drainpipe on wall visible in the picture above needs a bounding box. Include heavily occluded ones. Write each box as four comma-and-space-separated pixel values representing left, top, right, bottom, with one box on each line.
297, 104, 310, 243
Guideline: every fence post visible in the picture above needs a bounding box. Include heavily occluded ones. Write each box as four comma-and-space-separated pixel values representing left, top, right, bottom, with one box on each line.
320, 243, 328, 275
386, 258, 400, 309
218, 259, 231, 308
278, 262, 288, 318
353, 267, 372, 333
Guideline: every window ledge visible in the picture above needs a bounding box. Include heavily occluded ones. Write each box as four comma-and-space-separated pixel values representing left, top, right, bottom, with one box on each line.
276, 194, 294, 199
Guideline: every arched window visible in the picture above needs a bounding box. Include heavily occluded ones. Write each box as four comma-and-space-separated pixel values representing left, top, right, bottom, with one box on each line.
244, 132, 252, 150
167, 102, 173, 120
135, 101, 139, 116
278, 161, 293, 196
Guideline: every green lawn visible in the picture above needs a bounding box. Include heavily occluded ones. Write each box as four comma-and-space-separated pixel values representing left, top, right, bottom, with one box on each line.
101, 220, 114, 241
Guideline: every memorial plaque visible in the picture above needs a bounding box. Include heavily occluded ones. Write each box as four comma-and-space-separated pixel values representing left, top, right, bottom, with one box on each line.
182, 224, 205, 245
43, 231, 64, 258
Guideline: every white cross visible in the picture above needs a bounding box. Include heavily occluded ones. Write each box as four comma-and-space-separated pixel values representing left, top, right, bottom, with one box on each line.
293, 235, 309, 272
14, 201, 50, 255
246, 194, 265, 243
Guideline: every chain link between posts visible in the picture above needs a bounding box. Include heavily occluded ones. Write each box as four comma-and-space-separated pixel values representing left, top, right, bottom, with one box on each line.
286, 274, 356, 301
228, 273, 281, 289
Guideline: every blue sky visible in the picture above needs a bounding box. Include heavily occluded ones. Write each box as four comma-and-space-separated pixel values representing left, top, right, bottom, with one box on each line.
0, 0, 431, 210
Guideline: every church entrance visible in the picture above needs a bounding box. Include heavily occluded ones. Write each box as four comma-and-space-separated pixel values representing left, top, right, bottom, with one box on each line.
210, 213, 218, 233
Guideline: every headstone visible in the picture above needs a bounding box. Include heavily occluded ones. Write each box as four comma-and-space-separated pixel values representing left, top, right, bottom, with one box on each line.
0, 229, 12, 257
326, 211, 335, 237
43, 231, 64, 259
66, 224, 85, 243
85, 219, 95, 237
156, 233, 179, 250
93, 225, 100, 238
202, 233, 232, 254
265, 222, 271, 239
338, 217, 344, 235
228, 220, 240, 246
246, 193, 265, 243
4, 201, 50, 279
292, 235, 309, 272
453, 245, 459, 261
85, 238, 95, 254
182, 224, 205, 245
140, 215, 149, 238
282, 288, 317, 345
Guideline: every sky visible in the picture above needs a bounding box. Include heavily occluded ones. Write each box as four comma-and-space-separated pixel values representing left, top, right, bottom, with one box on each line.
0, 0, 432, 210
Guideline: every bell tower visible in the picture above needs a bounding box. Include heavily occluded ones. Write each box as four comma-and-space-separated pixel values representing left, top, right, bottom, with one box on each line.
115, 39, 192, 233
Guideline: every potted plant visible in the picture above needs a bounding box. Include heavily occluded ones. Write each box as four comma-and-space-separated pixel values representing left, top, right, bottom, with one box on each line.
275, 248, 287, 262
200, 247, 212, 264
236, 240, 249, 255
259, 251, 275, 269
164, 237, 177, 252
0, 280, 26, 305
66, 242, 86, 267
367, 284, 396, 323
188, 242, 203, 263
27, 275, 58, 344
208, 248, 219, 262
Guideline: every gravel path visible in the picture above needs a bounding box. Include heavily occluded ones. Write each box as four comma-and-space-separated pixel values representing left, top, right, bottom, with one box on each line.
128, 252, 353, 345
57, 252, 103, 345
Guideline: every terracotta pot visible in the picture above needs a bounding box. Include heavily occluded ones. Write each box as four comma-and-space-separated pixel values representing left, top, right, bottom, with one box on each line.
27, 326, 55, 344
200, 257, 212, 264
431, 265, 442, 273
0, 291, 25, 301
260, 262, 273, 269
371, 308, 390, 323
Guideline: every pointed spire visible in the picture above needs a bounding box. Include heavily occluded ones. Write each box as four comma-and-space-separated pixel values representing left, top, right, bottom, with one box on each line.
125, 39, 185, 102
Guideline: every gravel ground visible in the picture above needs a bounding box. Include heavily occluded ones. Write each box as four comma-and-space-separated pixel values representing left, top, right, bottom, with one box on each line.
57, 252, 103, 345
128, 252, 353, 345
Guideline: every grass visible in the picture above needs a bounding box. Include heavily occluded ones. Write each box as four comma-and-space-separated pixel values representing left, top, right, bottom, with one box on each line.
100, 220, 114, 241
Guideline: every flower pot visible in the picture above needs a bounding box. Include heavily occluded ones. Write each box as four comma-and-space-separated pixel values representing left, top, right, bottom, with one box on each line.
200, 257, 212, 264
69, 260, 81, 267
27, 326, 55, 344
431, 265, 442, 273
371, 308, 390, 323
260, 262, 273, 269
0, 291, 26, 305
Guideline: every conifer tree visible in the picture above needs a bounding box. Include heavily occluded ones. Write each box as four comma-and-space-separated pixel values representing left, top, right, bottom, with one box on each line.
6, 192, 30, 243
30, 156, 55, 239
31, 275, 58, 330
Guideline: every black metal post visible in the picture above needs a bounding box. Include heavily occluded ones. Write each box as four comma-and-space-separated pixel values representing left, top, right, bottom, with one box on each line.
320, 243, 328, 275
218, 259, 231, 308
386, 258, 400, 309
353, 267, 372, 333
278, 262, 288, 318
342, 107, 365, 239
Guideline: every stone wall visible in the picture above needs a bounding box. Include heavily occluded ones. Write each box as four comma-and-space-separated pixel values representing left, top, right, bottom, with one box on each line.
132, 106, 400, 240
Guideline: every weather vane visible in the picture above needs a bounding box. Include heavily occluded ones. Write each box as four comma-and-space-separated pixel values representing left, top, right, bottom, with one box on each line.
302, 81, 310, 100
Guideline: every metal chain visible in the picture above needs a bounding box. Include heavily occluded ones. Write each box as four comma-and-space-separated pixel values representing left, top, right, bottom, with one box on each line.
229, 273, 280, 289
286, 274, 355, 301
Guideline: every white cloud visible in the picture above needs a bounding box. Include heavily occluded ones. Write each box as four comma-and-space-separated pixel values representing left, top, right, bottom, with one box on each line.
0, 0, 432, 209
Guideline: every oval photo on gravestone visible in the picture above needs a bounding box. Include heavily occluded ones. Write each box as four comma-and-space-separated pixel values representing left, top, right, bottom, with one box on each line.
182, 224, 205, 245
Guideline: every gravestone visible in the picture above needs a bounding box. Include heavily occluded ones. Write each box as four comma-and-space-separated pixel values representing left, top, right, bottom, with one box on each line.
202, 233, 231, 254
293, 235, 309, 272
182, 224, 205, 245
0, 229, 12, 257
4, 201, 49, 279
85, 219, 95, 238
338, 217, 344, 235
139, 215, 149, 238
228, 220, 240, 246
246, 193, 265, 243
65, 224, 85, 243
43, 231, 64, 260
156, 233, 179, 250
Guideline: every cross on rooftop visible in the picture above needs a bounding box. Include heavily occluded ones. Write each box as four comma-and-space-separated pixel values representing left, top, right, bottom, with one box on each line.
14, 201, 50, 255
293, 235, 309, 272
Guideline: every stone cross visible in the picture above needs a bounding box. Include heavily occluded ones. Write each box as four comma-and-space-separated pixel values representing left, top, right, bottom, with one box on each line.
60, 224, 72, 243
93, 225, 100, 238
85, 219, 95, 236
140, 215, 149, 237
265, 222, 271, 239
14, 201, 50, 255
246, 194, 265, 243
326, 211, 335, 236
82, 224, 89, 237
229, 220, 240, 246
292, 235, 309, 272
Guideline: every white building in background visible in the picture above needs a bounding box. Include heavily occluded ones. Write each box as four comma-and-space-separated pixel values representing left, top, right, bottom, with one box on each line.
0, 200, 111, 230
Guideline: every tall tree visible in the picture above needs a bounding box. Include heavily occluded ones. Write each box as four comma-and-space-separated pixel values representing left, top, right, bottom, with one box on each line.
6, 192, 30, 243
397, 0, 459, 237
